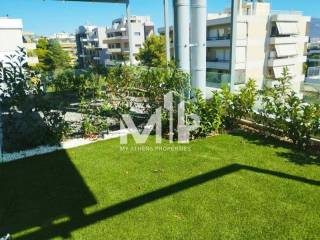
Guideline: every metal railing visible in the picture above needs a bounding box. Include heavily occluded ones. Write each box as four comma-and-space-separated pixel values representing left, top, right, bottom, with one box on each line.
207, 58, 230, 63
207, 35, 231, 41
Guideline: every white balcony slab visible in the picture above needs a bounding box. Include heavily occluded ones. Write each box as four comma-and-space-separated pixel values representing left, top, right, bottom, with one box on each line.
271, 14, 301, 22
268, 56, 307, 67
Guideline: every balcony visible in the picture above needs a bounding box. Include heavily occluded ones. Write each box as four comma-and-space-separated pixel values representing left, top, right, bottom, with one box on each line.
105, 59, 124, 66
308, 58, 320, 63
81, 38, 98, 42
108, 48, 122, 53
269, 37, 298, 45
207, 35, 231, 48
271, 12, 302, 22
207, 59, 230, 70
207, 17, 230, 27
106, 35, 128, 41
308, 50, 320, 55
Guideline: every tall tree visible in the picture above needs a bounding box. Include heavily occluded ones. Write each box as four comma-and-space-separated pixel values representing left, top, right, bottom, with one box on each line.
34, 38, 71, 71
136, 35, 167, 67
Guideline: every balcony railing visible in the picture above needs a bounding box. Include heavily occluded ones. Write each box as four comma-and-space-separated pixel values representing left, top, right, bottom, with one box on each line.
207, 58, 229, 63
206, 71, 230, 89
207, 35, 231, 41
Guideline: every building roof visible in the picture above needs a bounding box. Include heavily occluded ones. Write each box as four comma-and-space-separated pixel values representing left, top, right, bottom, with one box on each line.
0, 17, 23, 29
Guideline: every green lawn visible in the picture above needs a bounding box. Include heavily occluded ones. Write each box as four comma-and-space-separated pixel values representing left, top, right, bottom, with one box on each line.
0, 132, 319, 240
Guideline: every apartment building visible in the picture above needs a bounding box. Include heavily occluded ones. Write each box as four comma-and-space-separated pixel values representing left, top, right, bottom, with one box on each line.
0, 17, 38, 68
0, 17, 24, 67
158, 1, 310, 95
22, 32, 39, 66
50, 32, 77, 66
304, 40, 320, 93
76, 25, 108, 68
206, 1, 310, 95
104, 16, 154, 66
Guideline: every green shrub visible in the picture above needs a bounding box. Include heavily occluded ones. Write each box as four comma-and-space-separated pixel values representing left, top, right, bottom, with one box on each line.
80, 100, 109, 137
284, 93, 320, 148
221, 79, 257, 129
0, 48, 70, 152
258, 67, 320, 149
186, 90, 224, 138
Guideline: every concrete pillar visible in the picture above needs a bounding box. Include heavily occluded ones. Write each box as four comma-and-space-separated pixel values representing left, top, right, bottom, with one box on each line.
126, 0, 134, 65
190, 0, 207, 97
230, 0, 239, 92
163, 0, 171, 62
173, 0, 190, 74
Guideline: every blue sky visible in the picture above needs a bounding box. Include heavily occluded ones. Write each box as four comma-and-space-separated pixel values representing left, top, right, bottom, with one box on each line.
1, 0, 319, 36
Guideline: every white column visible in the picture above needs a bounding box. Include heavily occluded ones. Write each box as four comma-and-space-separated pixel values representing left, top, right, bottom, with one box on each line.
164, 0, 171, 63
191, 0, 207, 97
126, 0, 134, 65
230, 0, 239, 92
173, 0, 190, 74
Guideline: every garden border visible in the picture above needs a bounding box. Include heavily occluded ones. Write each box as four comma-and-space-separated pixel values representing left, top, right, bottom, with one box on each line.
0, 129, 129, 163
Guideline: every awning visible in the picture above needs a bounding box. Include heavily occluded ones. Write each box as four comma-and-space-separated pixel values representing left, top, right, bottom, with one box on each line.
275, 44, 297, 57
273, 65, 295, 78
276, 22, 299, 35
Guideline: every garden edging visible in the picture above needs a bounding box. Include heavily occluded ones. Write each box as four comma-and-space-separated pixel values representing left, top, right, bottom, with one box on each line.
0, 129, 129, 163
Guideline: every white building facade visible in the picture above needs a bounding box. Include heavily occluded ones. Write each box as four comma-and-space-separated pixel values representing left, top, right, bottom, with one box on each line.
207, 1, 310, 95
76, 25, 108, 68
0, 17, 38, 68
104, 16, 154, 66
0, 17, 24, 67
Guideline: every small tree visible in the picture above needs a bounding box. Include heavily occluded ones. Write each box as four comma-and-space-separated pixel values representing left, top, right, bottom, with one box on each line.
136, 35, 167, 67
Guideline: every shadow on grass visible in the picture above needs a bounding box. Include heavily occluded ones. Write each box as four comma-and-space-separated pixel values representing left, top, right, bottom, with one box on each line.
230, 131, 320, 166
0, 151, 97, 239
1, 159, 318, 240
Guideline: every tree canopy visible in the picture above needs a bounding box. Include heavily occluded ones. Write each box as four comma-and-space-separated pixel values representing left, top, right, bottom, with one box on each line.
136, 35, 167, 67
35, 38, 71, 71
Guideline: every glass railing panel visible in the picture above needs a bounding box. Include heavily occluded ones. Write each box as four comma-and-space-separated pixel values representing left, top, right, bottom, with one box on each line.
206, 72, 231, 88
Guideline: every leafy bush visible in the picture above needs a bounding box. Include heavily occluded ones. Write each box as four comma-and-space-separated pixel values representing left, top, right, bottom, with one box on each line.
186, 90, 224, 138
105, 64, 189, 121
221, 79, 257, 129
258, 67, 320, 149
0, 49, 70, 152
51, 69, 106, 98
79, 100, 110, 137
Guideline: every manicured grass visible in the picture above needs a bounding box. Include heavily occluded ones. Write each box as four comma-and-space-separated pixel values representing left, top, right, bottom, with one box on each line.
0, 132, 319, 240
